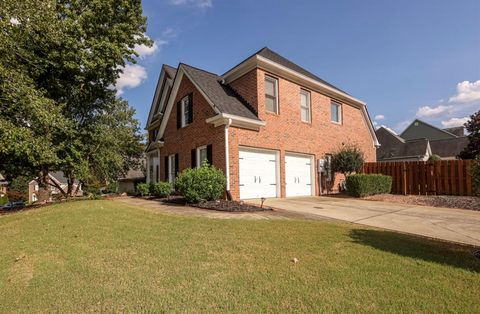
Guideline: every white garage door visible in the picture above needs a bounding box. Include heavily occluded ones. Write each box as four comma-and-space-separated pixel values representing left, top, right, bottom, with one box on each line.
285, 154, 313, 197
239, 148, 278, 199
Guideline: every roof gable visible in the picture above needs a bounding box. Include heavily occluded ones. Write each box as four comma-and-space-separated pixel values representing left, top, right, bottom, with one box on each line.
181, 64, 258, 120
400, 119, 457, 141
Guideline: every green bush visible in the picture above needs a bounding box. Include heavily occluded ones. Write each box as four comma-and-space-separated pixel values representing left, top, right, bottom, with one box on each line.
428, 154, 441, 161
175, 163, 226, 203
331, 145, 365, 176
150, 182, 172, 198
104, 181, 119, 194
136, 183, 150, 196
0, 195, 9, 206
471, 154, 480, 196
346, 174, 392, 197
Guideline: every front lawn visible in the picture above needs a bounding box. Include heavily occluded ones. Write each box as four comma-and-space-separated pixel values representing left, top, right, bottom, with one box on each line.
0, 200, 479, 312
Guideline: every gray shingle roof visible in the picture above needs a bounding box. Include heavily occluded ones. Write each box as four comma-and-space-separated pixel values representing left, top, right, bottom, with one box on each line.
256, 47, 348, 95
430, 137, 469, 158
181, 64, 259, 120
164, 64, 177, 78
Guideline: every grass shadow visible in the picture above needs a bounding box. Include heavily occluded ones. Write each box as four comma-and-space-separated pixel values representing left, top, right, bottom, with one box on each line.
350, 229, 480, 273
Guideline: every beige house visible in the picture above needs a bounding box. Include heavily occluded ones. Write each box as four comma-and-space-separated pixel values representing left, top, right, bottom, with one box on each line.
29, 172, 83, 203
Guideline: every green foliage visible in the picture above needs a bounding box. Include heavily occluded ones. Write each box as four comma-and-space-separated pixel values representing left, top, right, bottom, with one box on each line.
150, 182, 172, 198
104, 182, 119, 194
459, 110, 480, 159
0, 0, 148, 196
428, 154, 442, 161
0, 195, 9, 206
331, 145, 365, 176
136, 183, 150, 197
175, 163, 226, 203
346, 174, 392, 197
471, 155, 480, 196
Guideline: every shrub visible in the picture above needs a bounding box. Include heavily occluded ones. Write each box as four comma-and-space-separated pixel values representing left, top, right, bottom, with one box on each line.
104, 181, 119, 194
471, 154, 480, 196
136, 183, 150, 196
346, 174, 392, 197
428, 154, 441, 161
150, 182, 172, 198
7, 190, 26, 201
175, 163, 226, 203
331, 145, 365, 176
0, 195, 9, 206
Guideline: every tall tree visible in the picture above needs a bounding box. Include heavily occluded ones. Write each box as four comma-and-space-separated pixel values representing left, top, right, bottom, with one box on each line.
459, 110, 480, 160
0, 0, 148, 197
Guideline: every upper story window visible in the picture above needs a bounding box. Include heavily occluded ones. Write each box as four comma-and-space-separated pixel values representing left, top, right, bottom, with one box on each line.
300, 90, 311, 123
331, 101, 342, 124
265, 76, 278, 114
178, 94, 193, 128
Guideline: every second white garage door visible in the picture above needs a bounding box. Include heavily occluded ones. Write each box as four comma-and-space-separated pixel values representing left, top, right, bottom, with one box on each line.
239, 148, 278, 199
285, 154, 314, 197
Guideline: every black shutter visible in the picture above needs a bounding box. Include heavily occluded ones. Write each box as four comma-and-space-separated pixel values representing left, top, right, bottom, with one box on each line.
191, 149, 196, 168
206, 144, 213, 165
164, 156, 168, 181
188, 93, 193, 124
175, 153, 179, 175
176, 101, 181, 129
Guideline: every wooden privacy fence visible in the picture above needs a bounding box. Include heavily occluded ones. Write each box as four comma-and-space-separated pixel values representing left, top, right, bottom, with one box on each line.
361, 160, 475, 196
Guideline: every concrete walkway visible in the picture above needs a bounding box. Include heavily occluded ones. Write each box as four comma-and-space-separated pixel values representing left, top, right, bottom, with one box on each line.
248, 196, 480, 246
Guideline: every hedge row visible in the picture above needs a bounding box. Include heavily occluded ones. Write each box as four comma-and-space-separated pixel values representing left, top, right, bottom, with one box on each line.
346, 174, 392, 197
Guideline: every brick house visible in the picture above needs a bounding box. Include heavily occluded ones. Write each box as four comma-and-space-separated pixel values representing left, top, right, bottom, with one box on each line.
145, 47, 378, 199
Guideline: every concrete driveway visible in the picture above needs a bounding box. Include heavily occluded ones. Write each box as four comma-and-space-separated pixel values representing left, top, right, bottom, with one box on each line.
249, 196, 480, 246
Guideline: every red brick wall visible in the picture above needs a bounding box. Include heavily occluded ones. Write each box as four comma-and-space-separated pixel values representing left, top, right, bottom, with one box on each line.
160, 75, 226, 181
228, 69, 376, 199
229, 69, 259, 114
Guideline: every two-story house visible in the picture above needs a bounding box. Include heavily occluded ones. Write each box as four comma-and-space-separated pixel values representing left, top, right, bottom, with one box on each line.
145, 47, 378, 200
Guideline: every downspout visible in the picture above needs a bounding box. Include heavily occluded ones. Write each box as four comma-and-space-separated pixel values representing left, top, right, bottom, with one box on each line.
225, 118, 232, 200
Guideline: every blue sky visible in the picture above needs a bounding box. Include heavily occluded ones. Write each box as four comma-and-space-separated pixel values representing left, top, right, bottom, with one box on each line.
118, 0, 480, 133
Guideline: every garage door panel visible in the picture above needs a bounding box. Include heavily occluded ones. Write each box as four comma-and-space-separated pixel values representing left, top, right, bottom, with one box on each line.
239, 149, 278, 199
285, 154, 313, 197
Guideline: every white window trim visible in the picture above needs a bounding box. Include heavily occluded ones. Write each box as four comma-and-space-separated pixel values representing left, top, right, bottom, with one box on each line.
168, 154, 176, 184
300, 90, 311, 123
180, 95, 190, 128
265, 75, 279, 114
331, 101, 342, 124
196, 145, 207, 168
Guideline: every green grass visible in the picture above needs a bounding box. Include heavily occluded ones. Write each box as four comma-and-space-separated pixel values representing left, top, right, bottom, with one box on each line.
0, 200, 479, 313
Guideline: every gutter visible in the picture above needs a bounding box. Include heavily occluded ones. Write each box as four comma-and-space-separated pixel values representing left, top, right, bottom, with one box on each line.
224, 118, 232, 199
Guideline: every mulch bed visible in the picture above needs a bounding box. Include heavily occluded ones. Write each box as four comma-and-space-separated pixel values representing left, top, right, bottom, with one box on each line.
192, 200, 270, 212
362, 194, 480, 211
136, 196, 269, 212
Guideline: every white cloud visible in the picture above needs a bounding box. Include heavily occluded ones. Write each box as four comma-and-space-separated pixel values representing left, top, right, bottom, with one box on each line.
416, 105, 453, 119
116, 64, 147, 96
449, 80, 480, 103
372, 121, 378, 127
9, 17, 20, 26
374, 114, 385, 121
441, 117, 469, 128
170, 0, 212, 8
133, 35, 170, 59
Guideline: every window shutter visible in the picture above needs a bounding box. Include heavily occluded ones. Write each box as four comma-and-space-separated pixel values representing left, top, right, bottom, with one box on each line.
188, 93, 193, 124
206, 144, 213, 165
176, 101, 181, 129
191, 149, 196, 168
164, 156, 168, 181
175, 153, 179, 175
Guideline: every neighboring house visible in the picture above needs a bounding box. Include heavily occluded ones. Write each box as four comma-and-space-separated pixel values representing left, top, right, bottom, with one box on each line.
376, 119, 468, 161
118, 169, 146, 194
145, 47, 378, 199
0, 173, 7, 197
29, 172, 83, 203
